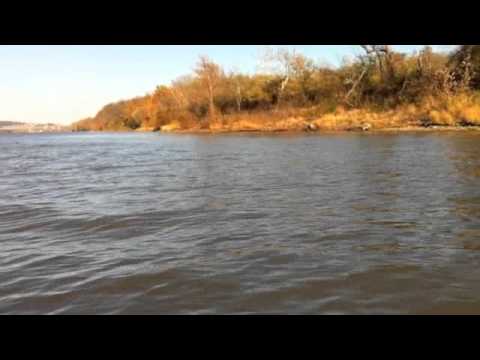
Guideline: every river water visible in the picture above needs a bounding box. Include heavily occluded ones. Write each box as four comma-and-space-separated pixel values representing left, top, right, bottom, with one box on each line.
1, 131, 480, 314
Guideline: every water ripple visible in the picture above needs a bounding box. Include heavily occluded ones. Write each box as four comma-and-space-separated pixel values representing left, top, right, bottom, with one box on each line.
2, 132, 480, 314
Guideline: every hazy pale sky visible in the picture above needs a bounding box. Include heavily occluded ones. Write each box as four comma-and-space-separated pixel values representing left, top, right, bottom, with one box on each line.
0, 45, 455, 125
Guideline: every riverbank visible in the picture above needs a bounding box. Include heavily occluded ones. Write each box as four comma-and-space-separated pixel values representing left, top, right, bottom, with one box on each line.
75, 94, 480, 135
131, 122, 480, 135
147, 96, 480, 134
161, 126, 480, 134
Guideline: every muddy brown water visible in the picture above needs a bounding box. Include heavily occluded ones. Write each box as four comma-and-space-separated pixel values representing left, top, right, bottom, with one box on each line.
1, 131, 480, 314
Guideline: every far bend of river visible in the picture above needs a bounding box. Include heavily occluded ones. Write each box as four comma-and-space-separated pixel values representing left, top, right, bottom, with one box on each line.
2, 131, 480, 314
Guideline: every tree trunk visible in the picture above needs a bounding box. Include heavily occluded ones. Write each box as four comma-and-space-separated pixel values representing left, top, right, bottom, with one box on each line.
345, 67, 368, 103
207, 74, 216, 124
236, 83, 242, 112
276, 75, 289, 111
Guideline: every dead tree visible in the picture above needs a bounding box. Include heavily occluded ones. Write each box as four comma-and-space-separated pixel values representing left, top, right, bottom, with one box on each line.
195, 56, 223, 124
360, 45, 395, 81
455, 46, 474, 90
236, 81, 242, 112
345, 64, 368, 103
230, 72, 242, 112
345, 45, 397, 105
261, 47, 295, 111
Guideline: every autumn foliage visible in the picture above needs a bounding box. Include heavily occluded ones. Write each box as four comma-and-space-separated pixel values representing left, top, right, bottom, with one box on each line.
72, 46, 480, 132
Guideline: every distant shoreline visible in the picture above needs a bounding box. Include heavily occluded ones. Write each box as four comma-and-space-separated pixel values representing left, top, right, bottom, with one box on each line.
0, 122, 70, 134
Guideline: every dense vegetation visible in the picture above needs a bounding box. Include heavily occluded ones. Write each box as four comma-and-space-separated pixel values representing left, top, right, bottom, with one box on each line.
73, 45, 480, 132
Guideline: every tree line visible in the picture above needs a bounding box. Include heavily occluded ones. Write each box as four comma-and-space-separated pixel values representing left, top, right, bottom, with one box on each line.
72, 45, 480, 131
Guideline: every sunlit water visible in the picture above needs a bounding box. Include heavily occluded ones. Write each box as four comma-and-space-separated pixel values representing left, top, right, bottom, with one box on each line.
2, 131, 480, 314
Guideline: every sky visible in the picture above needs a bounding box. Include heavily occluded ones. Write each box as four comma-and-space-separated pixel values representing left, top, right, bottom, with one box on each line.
0, 45, 455, 125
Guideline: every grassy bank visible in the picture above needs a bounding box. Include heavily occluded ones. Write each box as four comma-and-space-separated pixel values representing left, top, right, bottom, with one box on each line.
150, 94, 480, 133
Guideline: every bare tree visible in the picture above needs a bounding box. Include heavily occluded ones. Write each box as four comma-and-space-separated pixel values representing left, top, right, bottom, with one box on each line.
261, 47, 296, 110
345, 62, 369, 103
235, 77, 242, 112
227, 69, 243, 112
344, 45, 395, 104
195, 56, 223, 123
360, 45, 395, 81
451, 45, 474, 90
171, 76, 196, 109
344, 49, 374, 104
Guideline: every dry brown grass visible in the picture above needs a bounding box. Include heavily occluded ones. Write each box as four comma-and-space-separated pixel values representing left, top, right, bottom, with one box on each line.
412, 94, 480, 126
310, 93, 480, 130
310, 106, 417, 131
160, 121, 183, 132
156, 93, 480, 133
220, 112, 308, 132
